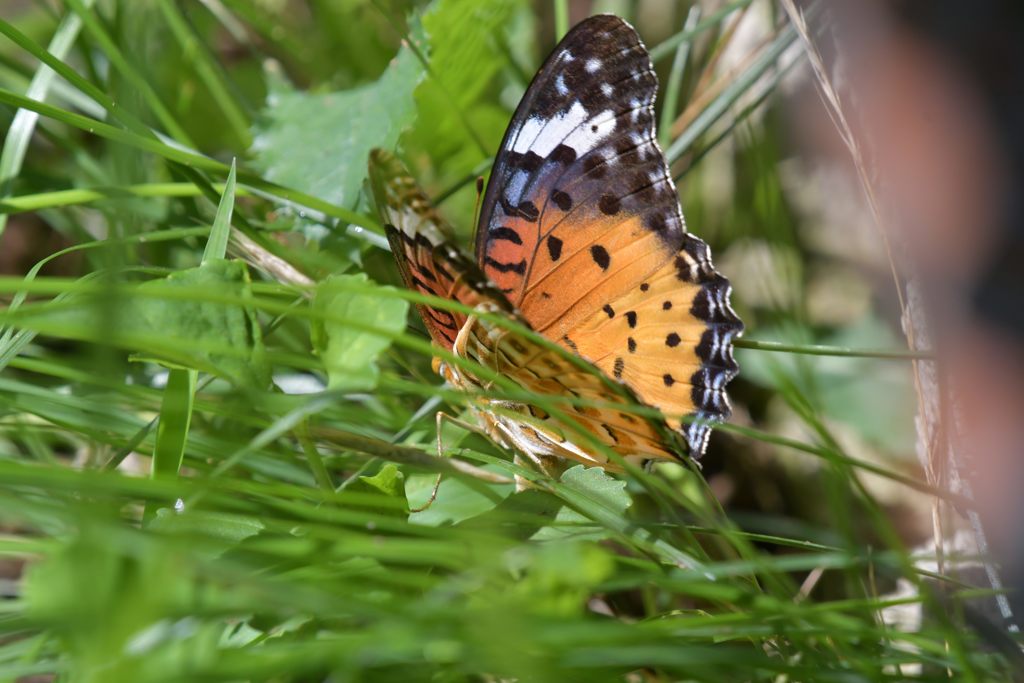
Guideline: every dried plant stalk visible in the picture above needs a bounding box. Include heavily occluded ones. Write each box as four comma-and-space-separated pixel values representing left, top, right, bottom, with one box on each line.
778, 0, 1016, 630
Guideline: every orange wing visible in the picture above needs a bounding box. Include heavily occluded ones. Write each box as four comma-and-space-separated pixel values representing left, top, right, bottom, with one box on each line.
475, 15, 743, 456
456, 306, 684, 468
371, 149, 682, 467
369, 149, 512, 350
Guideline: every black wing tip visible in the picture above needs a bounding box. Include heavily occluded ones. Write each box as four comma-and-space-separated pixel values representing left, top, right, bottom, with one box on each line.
570, 13, 636, 34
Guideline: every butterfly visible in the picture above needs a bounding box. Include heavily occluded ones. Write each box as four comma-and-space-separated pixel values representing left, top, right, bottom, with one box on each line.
369, 14, 742, 470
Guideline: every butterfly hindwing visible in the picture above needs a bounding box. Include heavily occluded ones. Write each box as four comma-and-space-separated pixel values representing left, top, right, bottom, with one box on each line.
458, 307, 683, 466
369, 149, 512, 350
475, 15, 743, 457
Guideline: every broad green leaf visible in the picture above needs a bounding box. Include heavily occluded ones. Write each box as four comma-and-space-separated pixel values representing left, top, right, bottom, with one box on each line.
406, 0, 527, 223
560, 465, 632, 516
133, 259, 270, 389
533, 465, 632, 541
344, 463, 409, 519
357, 462, 406, 500
249, 21, 425, 212
149, 508, 265, 558
311, 273, 408, 391
407, 467, 513, 527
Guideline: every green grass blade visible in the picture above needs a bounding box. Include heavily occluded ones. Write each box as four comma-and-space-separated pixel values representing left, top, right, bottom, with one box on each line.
143, 367, 197, 525
0, 89, 379, 230
204, 159, 236, 263
648, 0, 753, 63
736, 338, 932, 360
63, 0, 194, 146
0, 182, 246, 214
0, 0, 93, 239
553, 0, 569, 42
155, 0, 252, 148
666, 23, 799, 165
658, 5, 699, 150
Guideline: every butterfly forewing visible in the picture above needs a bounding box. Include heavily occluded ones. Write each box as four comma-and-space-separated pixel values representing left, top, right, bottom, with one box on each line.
566, 234, 743, 454
475, 15, 743, 457
477, 15, 684, 337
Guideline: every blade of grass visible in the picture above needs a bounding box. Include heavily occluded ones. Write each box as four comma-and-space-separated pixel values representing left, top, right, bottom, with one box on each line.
0, 16, 159, 136
0, 229, 210, 373
143, 367, 196, 524
155, 0, 252, 147
0, 13, 265, 246
0, 0, 94, 239
145, 159, 242, 519
648, 0, 753, 63
658, 6, 700, 151
63, 0, 194, 146
0, 182, 248, 214
674, 52, 800, 181
553, 0, 569, 42
203, 159, 236, 262
737, 338, 932, 360
0, 88, 379, 231
666, 22, 798, 166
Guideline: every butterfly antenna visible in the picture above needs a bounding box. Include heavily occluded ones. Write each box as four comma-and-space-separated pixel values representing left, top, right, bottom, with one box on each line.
472, 176, 485, 231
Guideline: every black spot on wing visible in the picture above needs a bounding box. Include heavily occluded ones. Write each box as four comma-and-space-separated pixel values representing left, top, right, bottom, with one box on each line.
529, 405, 550, 420
550, 144, 577, 165
590, 245, 610, 270
582, 154, 608, 180
613, 357, 625, 380
547, 235, 563, 261
507, 150, 544, 173
551, 190, 573, 211
674, 254, 694, 282
485, 257, 527, 275
499, 197, 540, 222
598, 193, 621, 215
489, 227, 523, 245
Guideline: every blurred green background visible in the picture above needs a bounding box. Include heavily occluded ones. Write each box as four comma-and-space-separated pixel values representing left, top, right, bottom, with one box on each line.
0, 0, 1008, 681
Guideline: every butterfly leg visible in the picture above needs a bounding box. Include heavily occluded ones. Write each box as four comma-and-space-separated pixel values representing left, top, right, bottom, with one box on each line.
410, 410, 511, 513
